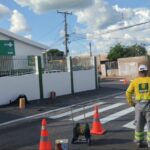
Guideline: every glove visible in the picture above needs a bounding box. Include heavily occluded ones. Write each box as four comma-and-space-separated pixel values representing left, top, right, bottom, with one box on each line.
129, 101, 135, 107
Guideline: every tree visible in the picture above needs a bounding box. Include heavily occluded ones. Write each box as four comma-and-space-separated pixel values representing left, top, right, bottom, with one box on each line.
126, 44, 147, 57
107, 43, 147, 61
107, 43, 125, 61
47, 49, 64, 57
45, 49, 64, 61
43, 49, 64, 63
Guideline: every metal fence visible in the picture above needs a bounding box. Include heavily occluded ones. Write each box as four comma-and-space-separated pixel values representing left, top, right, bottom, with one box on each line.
106, 61, 118, 70
0, 55, 95, 77
0, 56, 35, 77
43, 56, 67, 73
72, 56, 94, 71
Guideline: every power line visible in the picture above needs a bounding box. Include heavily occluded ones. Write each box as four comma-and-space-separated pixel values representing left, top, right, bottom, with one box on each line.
46, 20, 150, 53
100, 20, 150, 35
48, 37, 64, 49
70, 40, 89, 55
70, 20, 150, 41
71, 36, 150, 43
36, 20, 64, 41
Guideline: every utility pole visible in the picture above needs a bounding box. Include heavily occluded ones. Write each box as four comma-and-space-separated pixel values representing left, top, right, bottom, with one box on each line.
89, 42, 92, 56
57, 11, 72, 57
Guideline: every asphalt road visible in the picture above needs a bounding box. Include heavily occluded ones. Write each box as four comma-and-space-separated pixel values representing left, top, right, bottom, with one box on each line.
0, 81, 149, 150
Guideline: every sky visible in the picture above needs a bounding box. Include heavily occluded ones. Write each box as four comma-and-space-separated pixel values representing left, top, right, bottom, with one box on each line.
0, 0, 150, 56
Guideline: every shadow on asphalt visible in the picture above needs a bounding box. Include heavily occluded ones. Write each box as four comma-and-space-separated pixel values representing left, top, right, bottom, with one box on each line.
91, 138, 131, 146
107, 129, 132, 133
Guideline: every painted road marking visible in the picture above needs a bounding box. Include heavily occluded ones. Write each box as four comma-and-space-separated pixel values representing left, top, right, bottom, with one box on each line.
101, 107, 134, 124
115, 95, 126, 99
0, 105, 73, 127
115, 95, 135, 99
70, 103, 125, 121
49, 102, 105, 119
123, 120, 147, 131
0, 92, 124, 127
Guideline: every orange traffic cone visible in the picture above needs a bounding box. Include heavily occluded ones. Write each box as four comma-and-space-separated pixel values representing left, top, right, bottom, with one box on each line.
39, 118, 52, 150
90, 105, 106, 135
123, 79, 128, 85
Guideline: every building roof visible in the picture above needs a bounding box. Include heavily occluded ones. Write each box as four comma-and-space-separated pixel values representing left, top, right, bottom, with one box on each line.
0, 28, 49, 50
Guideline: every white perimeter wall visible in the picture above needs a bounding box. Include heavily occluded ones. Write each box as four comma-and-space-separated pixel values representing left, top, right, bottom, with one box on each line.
0, 70, 96, 105
43, 72, 71, 98
0, 74, 40, 105
73, 69, 95, 93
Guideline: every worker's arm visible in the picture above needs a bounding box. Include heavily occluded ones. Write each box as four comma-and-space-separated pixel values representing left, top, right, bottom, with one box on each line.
125, 82, 135, 107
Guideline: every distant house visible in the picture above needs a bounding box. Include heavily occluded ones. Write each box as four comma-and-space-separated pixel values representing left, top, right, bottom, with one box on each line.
118, 56, 150, 79
97, 54, 118, 78
97, 54, 108, 77
0, 28, 49, 73
97, 54, 150, 79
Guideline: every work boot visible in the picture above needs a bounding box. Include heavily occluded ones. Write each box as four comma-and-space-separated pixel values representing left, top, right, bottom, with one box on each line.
136, 142, 142, 148
134, 140, 144, 148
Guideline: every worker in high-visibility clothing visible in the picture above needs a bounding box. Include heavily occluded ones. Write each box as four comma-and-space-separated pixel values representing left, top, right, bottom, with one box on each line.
126, 64, 150, 148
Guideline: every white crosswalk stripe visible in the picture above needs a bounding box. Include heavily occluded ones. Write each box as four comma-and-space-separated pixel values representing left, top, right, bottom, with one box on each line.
70, 103, 125, 121
115, 95, 126, 99
48, 101, 105, 119
123, 120, 147, 131
123, 120, 135, 129
48, 101, 136, 129
101, 107, 134, 124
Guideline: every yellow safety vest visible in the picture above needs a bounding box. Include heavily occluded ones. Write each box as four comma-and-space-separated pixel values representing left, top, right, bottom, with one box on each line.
126, 77, 150, 106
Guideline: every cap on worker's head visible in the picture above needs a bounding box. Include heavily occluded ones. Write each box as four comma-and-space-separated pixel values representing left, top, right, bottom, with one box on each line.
138, 64, 148, 72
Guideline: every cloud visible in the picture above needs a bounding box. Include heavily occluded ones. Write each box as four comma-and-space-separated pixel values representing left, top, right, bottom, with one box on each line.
13, 0, 150, 55
73, 0, 150, 54
0, 4, 11, 19
75, 0, 122, 31
9, 10, 29, 33
24, 34, 32, 39
14, 0, 93, 13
